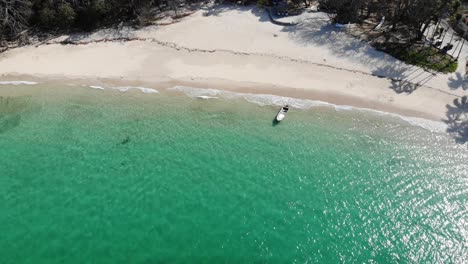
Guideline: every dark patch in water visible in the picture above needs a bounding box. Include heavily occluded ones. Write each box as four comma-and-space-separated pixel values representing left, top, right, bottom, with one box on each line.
120, 136, 131, 145
0, 96, 29, 112
272, 118, 280, 127
0, 114, 21, 134
0, 96, 30, 134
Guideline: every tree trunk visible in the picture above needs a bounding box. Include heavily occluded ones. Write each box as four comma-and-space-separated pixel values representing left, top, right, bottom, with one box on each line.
419, 21, 430, 40
440, 25, 448, 48
391, 0, 403, 31
457, 34, 465, 59
365, 4, 371, 19
452, 37, 462, 57
431, 19, 441, 40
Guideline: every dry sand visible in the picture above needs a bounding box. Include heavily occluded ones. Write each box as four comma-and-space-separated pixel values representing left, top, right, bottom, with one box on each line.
0, 5, 466, 121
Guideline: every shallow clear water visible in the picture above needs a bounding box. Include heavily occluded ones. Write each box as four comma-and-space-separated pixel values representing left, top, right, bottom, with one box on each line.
0, 84, 467, 263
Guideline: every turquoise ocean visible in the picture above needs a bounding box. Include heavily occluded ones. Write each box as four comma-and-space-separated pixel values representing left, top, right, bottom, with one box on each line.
0, 82, 467, 263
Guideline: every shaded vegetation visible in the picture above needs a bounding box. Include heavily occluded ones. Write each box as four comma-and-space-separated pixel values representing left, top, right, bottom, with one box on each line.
376, 43, 458, 73
317, 0, 464, 73
318, 0, 461, 28
0, 0, 213, 39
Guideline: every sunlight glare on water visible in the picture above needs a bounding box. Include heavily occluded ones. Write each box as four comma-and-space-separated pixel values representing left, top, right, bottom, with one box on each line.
0, 83, 466, 263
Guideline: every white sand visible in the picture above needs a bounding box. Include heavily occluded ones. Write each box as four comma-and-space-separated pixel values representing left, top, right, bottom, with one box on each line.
0, 5, 466, 120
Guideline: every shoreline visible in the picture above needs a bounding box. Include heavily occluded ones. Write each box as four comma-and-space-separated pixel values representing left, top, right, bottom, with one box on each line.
0, 41, 462, 121
0, 74, 448, 123
0, 5, 466, 124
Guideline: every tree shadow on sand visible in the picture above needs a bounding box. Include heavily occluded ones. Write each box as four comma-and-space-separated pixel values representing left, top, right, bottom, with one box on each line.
202, 4, 270, 23
372, 64, 434, 94
282, 17, 446, 94
389, 79, 420, 94
281, 18, 408, 70
443, 96, 468, 145
447, 72, 468, 90
62, 24, 135, 44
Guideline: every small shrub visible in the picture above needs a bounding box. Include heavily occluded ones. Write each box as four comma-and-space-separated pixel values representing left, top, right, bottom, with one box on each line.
377, 44, 459, 73
38, 7, 57, 28
257, 0, 270, 8
136, 8, 154, 27
57, 3, 76, 28
92, 0, 110, 16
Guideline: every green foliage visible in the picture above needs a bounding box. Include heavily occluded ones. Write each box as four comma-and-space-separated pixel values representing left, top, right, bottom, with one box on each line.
404, 48, 456, 73
57, 3, 76, 28
450, 12, 463, 27
76, 7, 100, 30
26, 0, 158, 31
73, 0, 111, 30
257, 0, 270, 7
0, 0, 33, 37
38, 7, 56, 28
381, 44, 459, 73
92, 0, 110, 16
445, 60, 459, 72
319, 0, 462, 27
452, 0, 462, 14
37, 2, 76, 29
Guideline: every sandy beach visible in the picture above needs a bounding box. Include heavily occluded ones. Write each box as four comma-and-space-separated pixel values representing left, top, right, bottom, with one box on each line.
0, 5, 466, 121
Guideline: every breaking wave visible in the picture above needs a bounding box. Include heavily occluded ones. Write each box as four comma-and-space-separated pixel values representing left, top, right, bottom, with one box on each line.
84, 84, 159, 94
0, 81, 38, 85
169, 86, 447, 133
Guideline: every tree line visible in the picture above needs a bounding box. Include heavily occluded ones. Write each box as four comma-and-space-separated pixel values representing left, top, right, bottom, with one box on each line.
0, 0, 206, 40
0, 0, 465, 42
318, 0, 462, 41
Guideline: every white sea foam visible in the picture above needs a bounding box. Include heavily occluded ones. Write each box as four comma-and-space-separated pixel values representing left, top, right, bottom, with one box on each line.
169, 85, 447, 133
89, 85, 105, 90
197, 95, 219, 99
398, 116, 447, 133
83, 84, 158, 93
0, 81, 38, 85
114, 86, 159, 94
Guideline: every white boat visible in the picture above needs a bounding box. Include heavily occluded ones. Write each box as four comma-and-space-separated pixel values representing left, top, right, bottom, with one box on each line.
275, 105, 289, 121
